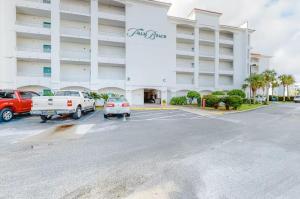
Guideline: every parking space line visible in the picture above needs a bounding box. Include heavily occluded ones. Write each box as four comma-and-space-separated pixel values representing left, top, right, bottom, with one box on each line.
131, 110, 180, 118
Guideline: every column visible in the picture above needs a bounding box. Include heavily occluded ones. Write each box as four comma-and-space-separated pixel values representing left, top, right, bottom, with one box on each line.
193, 27, 199, 88
90, 0, 99, 90
0, 0, 16, 89
51, 0, 61, 90
126, 90, 133, 105
214, 29, 220, 89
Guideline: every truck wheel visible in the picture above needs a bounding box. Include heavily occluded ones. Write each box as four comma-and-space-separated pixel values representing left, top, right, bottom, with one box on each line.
40, 115, 52, 122
92, 104, 96, 112
0, 108, 14, 122
72, 106, 82, 120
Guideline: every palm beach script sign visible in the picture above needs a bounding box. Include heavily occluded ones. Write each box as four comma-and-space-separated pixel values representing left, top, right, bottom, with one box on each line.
127, 28, 167, 40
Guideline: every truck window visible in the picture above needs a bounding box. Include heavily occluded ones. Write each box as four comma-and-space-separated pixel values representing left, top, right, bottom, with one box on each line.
20, 92, 32, 99
55, 91, 80, 97
0, 92, 15, 99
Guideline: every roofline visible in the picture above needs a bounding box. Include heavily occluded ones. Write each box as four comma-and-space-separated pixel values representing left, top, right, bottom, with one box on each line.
128, 0, 172, 7
168, 16, 196, 24
191, 8, 223, 16
251, 53, 273, 58
220, 25, 256, 33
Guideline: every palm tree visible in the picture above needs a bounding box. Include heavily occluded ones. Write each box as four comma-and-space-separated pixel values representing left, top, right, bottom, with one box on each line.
271, 79, 279, 96
245, 73, 265, 104
262, 70, 277, 103
278, 75, 289, 101
287, 75, 296, 99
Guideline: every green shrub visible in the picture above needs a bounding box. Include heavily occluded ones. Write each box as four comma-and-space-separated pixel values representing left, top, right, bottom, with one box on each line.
100, 93, 109, 102
227, 89, 246, 99
211, 91, 226, 96
90, 92, 101, 100
170, 96, 187, 105
203, 95, 221, 109
223, 95, 243, 110
187, 90, 201, 104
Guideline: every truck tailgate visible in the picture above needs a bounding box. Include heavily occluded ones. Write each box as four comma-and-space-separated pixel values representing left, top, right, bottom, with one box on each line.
31, 96, 74, 110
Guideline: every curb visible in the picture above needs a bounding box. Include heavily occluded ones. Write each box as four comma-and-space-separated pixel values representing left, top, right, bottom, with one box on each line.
130, 107, 179, 111
223, 104, 270, 115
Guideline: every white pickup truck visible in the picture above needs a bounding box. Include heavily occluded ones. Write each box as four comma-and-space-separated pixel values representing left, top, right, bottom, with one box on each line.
31, 90, 96, 122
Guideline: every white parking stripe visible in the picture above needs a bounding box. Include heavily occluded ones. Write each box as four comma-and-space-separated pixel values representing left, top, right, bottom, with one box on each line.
131, 110, 180, 118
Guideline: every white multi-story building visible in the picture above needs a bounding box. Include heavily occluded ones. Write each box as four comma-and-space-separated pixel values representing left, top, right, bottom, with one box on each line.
0, 0, 254, 105
250, 53, 272, 74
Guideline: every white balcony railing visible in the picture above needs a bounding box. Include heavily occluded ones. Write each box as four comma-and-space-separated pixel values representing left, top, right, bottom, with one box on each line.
177, 33, 194, 40
99, 12, 125, 22
99, 31, 125, 37
61, 27, 90, 38
60, 4, 90, 15
61, 50, 91, 60
24, 0, 51, 3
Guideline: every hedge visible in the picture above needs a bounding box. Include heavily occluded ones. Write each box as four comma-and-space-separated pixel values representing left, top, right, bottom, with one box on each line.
211, 91, 226, 96
203, 95, 221, 109
227, 89, 246, 99
223, 95, 243, 110
170, 96, 188, 105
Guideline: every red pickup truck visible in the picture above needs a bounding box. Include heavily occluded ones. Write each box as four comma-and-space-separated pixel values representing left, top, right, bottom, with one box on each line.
0, 90, 40, 122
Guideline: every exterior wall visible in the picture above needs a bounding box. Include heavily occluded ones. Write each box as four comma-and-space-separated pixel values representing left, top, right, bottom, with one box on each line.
0, 0, 252, 105
126, 1, 176, 90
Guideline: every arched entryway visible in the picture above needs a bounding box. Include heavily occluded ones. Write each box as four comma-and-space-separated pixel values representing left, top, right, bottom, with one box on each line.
17, 85, 51, 96
144, 89, 161, 104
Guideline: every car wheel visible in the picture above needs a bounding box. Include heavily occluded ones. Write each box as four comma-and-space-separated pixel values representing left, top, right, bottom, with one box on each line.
126, 113, 131, 117
104, 114, 108, 119
0, 108, 14, 122
41, 115, 52, 122
92, 104, 96, 112
72, 106, 82, 120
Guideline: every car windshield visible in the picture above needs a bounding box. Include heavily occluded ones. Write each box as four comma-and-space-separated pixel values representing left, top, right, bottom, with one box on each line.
0, 92, 15, 99
55, 91, 80, 97
108, 97, 127, 103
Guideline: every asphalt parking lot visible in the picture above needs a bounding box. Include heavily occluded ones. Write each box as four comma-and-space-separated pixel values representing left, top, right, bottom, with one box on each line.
1, 103, 300, 198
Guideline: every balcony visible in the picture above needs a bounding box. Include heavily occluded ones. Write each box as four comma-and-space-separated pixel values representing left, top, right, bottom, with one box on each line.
98, 31, 125, 43
176, 67, 194, 73
16, 75, 51, 88
61, 50, 90, 63
98, 11, 125, 22
98, 55, 125, 65
16, 23, 51, 38
61, 27, 90, 41
220, 39, 234, 46
199, 51, 215, 60
220, 54, 234, 61
16, 0, 51, 12
60, 2, 90, 16
176, 47, 195, 57
176, 33, 194, 41
16, 47, 51, 61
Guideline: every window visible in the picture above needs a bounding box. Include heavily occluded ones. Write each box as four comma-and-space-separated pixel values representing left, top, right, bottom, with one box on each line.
55, 91, 80, 97
0, 92, 15, 99
43, 89, 53, 96
20, 92, 32, 99
30, 92, 40, 97
83, 92, 90, 99
43, 22, 51, 28
43, 45, 51, 53
43, 67, 51, 77
43, 0, 51, 4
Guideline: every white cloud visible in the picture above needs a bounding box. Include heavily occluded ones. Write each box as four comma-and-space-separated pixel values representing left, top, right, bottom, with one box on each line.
164, 0, 300, 81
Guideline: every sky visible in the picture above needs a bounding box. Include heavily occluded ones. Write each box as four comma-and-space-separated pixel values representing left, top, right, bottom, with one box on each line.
161, 0, 300, 82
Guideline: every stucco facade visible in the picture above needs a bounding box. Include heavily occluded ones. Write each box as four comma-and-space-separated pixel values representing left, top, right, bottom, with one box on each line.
0, 0, 254, 105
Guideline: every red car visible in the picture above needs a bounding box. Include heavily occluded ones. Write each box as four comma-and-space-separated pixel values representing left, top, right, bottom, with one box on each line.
0, 90, 40, 122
